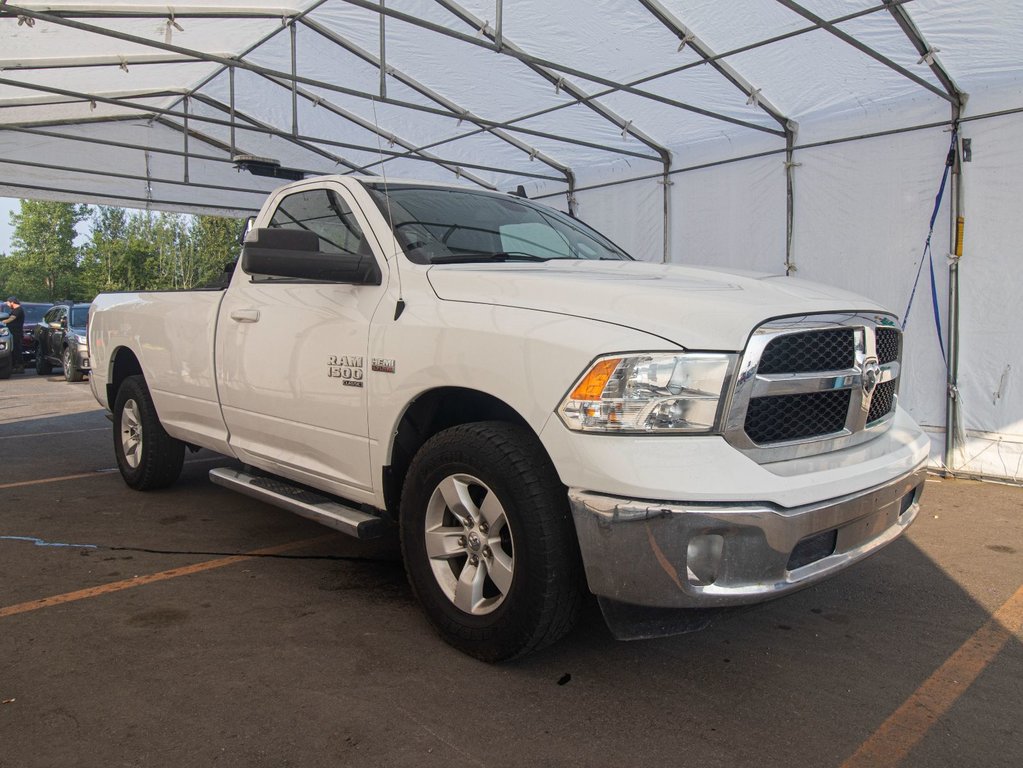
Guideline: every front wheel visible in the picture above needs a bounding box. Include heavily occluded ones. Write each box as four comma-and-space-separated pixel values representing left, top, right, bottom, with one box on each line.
63, 346, 84, 382
400, 422, 583, 661
36, 349, 53, 375
113, 375, 185, 490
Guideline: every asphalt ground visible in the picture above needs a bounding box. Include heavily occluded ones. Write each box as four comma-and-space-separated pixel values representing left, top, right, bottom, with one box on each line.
0, 372, 1020, 768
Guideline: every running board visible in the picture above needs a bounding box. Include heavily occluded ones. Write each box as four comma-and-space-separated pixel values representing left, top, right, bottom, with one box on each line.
209, 467, 387, 540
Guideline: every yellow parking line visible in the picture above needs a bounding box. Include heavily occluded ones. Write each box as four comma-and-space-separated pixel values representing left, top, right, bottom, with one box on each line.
842, 584, 1023, 767
0, 427, 107, 440
0, 535, 335, 619
0, 470, 114, 490
0, 458, 229, 490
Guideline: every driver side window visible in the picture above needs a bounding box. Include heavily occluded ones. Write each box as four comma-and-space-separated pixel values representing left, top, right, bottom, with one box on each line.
269, 189, 369, 258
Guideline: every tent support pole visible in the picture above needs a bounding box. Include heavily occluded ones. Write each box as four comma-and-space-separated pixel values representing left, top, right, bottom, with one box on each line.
290, 21, 299, 136
945, 112, 963, 474
785, 129, 796, 275
879, 0, 965, 473
229, 66, 236, 156
182, 96, 189, 183
662, 159, 672, 263
379, 1, 386, 98
495, 0, 503, 51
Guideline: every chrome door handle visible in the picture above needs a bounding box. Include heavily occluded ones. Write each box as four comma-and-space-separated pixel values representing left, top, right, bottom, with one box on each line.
230, 309, 260, 323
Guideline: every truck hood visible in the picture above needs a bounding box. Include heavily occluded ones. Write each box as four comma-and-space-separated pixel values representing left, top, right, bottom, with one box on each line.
426, 260, 889, 350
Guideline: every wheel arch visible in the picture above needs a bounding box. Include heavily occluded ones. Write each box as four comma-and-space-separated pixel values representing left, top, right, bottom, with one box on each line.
382, 387, 547, 517
106, 346, 143, 407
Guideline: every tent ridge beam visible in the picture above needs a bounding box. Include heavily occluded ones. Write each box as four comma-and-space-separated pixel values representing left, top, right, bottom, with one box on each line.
0, 155, 270, 197
1, 122, 248, 165
635, 0, 793, 132
344, 0, 781, 139
0, 77, 562, 182
881, 0, 964, 106
191, 91, 561, 182
244, 75, 498, 189
184, 95, 367, 175
773, 0, 955, 104
352, 1, 902, 174
427, 0, 666, 166
168, 0, 332, 117
0, 3, 658, 163
0, 178, 262, 213
300, 17, 575, 184
4, 116, 558, 184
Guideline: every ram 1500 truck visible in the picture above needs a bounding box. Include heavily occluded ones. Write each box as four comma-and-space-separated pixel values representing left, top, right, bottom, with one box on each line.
89, 176, 928, 661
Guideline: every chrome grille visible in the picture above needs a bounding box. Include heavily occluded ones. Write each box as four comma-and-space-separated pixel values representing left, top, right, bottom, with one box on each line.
876, 327, 900, 364
723, 314, 902, 462
744, 390, 851, 444
867, 380, 897, 424
758, 328, 854, 374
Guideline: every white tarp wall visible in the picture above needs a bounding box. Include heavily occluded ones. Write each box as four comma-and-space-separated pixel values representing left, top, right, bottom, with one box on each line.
1, 0, 1022, 480
556, 88, 1023, 482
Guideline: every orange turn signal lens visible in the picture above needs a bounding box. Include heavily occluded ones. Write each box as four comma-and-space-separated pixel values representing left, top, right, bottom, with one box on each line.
570, 358, 622, 401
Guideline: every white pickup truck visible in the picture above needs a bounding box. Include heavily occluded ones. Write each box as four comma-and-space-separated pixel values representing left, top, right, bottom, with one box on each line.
89, 175, 928, 660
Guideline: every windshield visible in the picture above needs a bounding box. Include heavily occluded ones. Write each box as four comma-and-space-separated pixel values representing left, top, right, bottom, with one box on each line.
25, 306, 48, 324
71, 306, 89, 326
365, 184, 633, 264
0, 303, 50, 324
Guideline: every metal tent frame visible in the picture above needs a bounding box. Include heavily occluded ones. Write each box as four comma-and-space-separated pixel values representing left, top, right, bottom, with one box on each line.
0, 0, 1011, 476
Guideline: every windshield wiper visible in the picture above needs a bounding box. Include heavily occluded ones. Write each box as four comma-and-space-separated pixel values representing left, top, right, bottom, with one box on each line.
429, 251, 552, 264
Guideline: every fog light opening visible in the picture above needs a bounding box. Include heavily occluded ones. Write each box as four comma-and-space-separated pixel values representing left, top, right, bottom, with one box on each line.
686, 534, 724, 586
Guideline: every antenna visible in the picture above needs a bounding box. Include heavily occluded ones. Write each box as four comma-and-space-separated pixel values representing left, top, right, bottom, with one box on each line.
370, 97, 405, 318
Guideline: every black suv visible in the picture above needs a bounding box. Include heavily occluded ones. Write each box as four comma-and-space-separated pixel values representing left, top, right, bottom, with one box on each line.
34, 303, 91, 381
0, 324, 12, 379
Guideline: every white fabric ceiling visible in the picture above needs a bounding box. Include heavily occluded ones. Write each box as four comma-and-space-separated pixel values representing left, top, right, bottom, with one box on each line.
3, 0, 1020, 210
2, 1, 1023, 482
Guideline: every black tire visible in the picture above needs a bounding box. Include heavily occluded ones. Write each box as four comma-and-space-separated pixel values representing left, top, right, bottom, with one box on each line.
113, 375, 185, 490
63, 346, 84, 382
400, 422, 583, 661
36, 350, 53, 375
0, 356, 10, 380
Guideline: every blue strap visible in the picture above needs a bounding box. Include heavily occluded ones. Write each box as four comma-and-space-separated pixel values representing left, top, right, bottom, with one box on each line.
902, 129, 956, 368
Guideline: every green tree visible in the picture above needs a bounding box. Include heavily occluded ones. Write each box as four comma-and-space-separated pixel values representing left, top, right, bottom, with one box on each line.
4, 200, 87, 301
189, 215, 242, 288
79, 206, 130, 296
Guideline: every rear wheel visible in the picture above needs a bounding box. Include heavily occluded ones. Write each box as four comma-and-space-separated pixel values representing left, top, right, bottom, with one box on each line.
400, 422, 582, 661
63, 346, 84, 382
113, 375, 185, 490
0, 356, 11, 380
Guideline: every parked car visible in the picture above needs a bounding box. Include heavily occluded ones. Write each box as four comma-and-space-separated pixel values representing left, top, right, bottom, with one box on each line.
34, 302, 91, 381
0, 324, 11, 379
89, 175, 927, 661
0, 301, 51, 365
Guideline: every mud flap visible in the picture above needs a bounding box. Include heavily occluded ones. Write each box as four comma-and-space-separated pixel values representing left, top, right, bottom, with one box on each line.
597, 597, 734, 641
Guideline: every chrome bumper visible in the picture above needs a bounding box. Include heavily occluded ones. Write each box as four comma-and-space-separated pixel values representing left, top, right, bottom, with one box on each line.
568, 464, 926, 609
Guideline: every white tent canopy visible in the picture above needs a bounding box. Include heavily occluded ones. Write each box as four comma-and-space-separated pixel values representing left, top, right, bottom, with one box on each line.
2, 0, 1022, 481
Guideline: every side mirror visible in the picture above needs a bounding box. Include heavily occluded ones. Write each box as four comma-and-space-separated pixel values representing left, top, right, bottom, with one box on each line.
241, 228, 382, 285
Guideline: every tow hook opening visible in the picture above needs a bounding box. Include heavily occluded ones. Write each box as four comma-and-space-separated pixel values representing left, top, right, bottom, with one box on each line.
686, 534, 724, 586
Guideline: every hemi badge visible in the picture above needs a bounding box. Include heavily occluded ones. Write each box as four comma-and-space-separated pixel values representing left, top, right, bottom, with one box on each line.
372, 358, 396, 373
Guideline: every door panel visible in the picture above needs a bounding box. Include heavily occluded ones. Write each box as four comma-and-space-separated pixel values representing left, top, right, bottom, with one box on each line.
216, 185, 388, 493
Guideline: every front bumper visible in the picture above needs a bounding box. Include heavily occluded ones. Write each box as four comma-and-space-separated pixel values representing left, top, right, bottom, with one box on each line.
569, 463, 926, 609
71, 345, 91, 372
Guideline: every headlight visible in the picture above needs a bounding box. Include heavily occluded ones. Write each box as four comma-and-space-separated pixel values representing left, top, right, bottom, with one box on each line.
558, 353, 735, 433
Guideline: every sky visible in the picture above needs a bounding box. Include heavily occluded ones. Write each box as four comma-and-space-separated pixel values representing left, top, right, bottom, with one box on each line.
1, 197, 96, 255
0, 197, 16, 254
